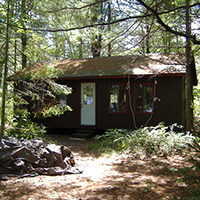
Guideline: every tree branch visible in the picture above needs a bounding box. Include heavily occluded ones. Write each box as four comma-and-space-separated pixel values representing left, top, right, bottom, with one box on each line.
2, 0, 200, 45
136, 0, 200, 45
34, 0, 108, 13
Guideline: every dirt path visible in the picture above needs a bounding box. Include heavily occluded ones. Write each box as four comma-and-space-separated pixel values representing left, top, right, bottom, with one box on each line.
0, 134, 195, 200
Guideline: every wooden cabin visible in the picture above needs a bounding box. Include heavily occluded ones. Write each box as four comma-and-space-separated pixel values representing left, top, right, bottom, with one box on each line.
13, 53, 197, 133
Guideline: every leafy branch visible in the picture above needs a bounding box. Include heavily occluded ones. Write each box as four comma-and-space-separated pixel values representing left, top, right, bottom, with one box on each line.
136, 0, 200, 45
34, 0, 109, 13
1, 1, 199, 46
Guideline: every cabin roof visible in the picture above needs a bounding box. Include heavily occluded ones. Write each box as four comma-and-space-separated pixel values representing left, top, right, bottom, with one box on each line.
12, 53, 197, 85
58, 53, 186, 78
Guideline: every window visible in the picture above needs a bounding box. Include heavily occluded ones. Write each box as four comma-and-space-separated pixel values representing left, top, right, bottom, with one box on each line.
109, 84, 127, 113
59, 93, 67, 107
83, 85, 93, 105
134, 83, 154, 113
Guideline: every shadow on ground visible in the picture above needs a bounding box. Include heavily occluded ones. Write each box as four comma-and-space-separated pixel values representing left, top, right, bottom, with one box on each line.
0, 134, 196, 200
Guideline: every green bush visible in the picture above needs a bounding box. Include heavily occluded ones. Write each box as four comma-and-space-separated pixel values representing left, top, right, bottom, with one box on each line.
5, 108, 46, 139
91, 129, 132, 154
90, 123, 196, 157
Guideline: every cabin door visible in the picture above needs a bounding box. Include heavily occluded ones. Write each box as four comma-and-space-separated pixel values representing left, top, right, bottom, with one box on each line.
80, 82, 96, 125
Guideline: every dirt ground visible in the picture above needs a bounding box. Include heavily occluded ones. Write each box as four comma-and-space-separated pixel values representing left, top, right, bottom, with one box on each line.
0, 134, 196, 200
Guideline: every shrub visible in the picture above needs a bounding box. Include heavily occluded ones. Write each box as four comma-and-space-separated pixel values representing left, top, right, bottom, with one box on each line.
90, 123, 196, 157
5, 108, 46, 139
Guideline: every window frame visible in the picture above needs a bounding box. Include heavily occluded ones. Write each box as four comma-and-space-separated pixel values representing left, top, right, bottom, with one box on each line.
56, 93, 70, 113
59, 93, 68, 107
134, 82, 154, 114
108, 83, 128, 114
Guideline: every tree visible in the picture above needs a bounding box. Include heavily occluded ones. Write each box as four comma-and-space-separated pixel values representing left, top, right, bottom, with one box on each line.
10, 63, 72, 138
0, 0, 10, 137
21, 0, 27, 69
185, 0, 193, 131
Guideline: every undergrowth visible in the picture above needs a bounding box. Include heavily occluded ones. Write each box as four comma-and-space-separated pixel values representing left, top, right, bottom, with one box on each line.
89, 122, 200, 199
5, 108, 46, 140
89, 123, 196, 157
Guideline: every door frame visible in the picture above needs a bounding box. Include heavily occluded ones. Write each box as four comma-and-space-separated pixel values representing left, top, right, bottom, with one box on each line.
79, 81, 96, 126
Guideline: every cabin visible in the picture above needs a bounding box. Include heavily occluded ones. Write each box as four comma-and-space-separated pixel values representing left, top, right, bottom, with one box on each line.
13, 53, 197, 133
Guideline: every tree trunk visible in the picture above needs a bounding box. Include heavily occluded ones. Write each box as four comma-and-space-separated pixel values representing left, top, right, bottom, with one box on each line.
21, 0, 27, 69
11, 0, 17, 72
185, 0, 193, 131
1, 0, 10, 136
108, 1, 111, 57
79, 38, 83, 58
146, 24, 150, 53
91, 35, 102, 57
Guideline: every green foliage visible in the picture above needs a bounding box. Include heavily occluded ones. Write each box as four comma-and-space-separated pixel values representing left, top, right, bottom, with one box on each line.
142, 179, 154, 193
193, 54, 200, 119
5, 108, 46, 140
25, 63, 62, 80
0, 83, 15, 127
90, 123, 196, 156
33, 103, 72, 118
6, 64, 72, 139
91, 129, 131, 154
16, 64, 72, 119
47, 80, 72, 96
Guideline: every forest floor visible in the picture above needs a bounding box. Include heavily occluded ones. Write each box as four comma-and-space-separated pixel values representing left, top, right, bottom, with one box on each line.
0, 134, 197, 200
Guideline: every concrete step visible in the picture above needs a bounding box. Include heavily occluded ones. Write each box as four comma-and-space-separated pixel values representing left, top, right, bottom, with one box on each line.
69, 130, 94, 140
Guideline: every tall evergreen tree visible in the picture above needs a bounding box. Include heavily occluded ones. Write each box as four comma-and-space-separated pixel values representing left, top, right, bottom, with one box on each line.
1, 0, 10, 136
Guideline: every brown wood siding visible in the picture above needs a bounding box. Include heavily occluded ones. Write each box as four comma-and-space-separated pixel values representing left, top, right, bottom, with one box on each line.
153, 76, 183, 125
38, 76, 184, 130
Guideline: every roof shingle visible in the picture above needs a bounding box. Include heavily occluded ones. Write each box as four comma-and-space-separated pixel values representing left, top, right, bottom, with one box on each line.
13, 53, 189, 80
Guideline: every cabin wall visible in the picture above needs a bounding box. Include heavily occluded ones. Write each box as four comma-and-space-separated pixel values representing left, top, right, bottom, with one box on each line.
153, 76, 183, 126
38, 75, 184, 130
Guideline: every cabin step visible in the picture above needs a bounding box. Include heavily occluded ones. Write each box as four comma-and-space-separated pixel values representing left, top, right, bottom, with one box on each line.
76, 129, 94, 134
69, 130, 94, 140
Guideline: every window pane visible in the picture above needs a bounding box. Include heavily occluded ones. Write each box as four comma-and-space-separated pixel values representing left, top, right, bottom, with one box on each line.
83, 85, 93, 105
135, 84, 153, 113
60, 93, 66, 107
110, 84, 126, 112
118, 85, 126, 112
110, 85, 118, 112
144, 85, 153, 112
135, 84, 143, 112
